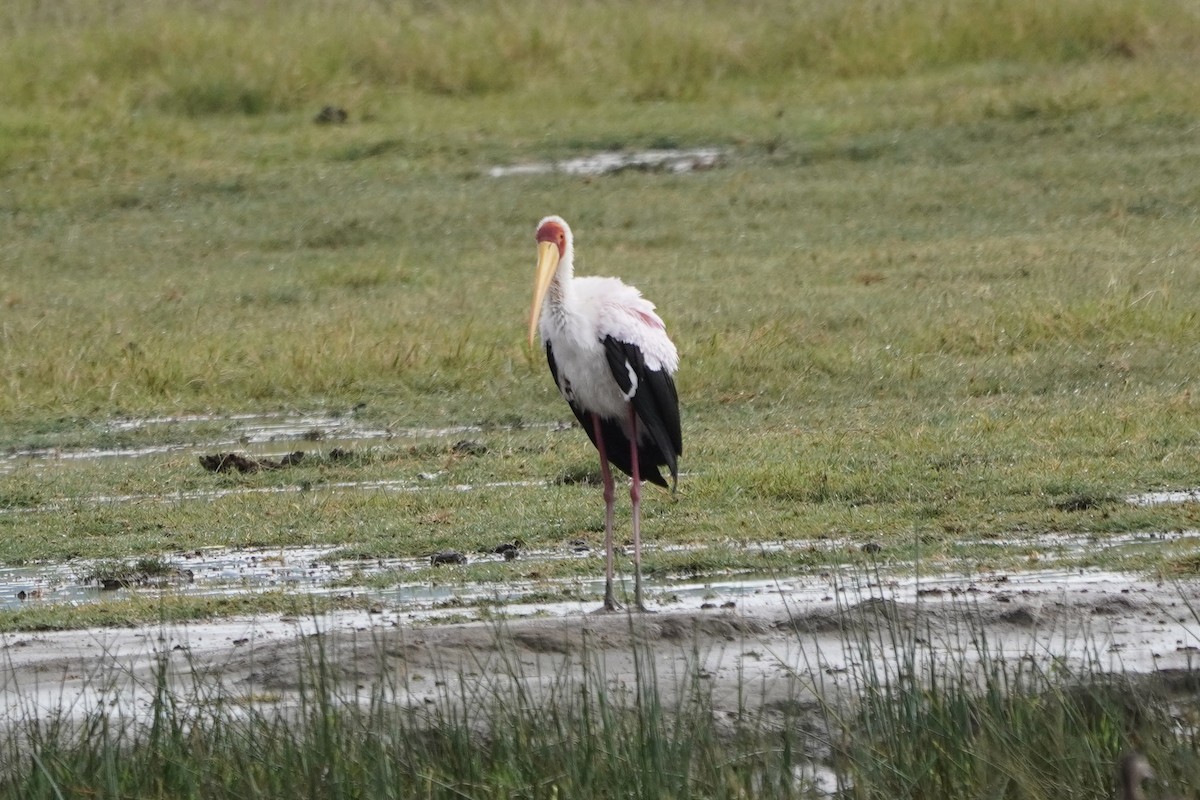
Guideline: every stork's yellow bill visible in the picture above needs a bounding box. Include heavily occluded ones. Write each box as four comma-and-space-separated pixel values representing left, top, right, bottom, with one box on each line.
528, 240, 560, 347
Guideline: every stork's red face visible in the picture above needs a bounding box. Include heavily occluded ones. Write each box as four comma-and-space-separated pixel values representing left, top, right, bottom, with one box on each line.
535, 219, 568, 257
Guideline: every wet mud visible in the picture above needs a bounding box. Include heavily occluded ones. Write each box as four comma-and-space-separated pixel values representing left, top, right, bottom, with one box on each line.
3, 572, 1198, 734
198, 451, 308, 473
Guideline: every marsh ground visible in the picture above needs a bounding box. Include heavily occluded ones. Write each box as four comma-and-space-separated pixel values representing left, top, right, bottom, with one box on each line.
2, 3, 1200, 793
5, 567, 1197, 731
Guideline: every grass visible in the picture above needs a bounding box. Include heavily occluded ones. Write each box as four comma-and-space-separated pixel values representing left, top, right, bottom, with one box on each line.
0, 592, 372, 633
2, 0, 1189, 113
1, 0, 1199, 626
834, 623, 1200, 798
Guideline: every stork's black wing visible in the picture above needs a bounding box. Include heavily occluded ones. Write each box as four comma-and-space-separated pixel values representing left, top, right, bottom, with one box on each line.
602, 336, 681, 490
545, 339, 682, 489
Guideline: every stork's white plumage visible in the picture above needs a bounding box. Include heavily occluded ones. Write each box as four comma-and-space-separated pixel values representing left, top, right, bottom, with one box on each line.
528, 215, 681, 612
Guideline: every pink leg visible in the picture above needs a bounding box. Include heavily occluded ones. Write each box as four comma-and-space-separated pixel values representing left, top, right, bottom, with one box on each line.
591, 413, 619, 612
628, 406, 648, 612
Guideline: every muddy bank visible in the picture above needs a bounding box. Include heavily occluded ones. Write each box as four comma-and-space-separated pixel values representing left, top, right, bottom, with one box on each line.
2, 573, 1197, 729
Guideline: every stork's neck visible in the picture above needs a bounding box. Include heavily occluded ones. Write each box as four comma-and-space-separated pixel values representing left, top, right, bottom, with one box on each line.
546, 247, 576, 310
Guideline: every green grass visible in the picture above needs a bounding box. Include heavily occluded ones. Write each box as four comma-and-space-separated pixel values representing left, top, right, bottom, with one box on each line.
0, 591, 372, 633
833, 615, 1200, 798
1, 0, 1200, 627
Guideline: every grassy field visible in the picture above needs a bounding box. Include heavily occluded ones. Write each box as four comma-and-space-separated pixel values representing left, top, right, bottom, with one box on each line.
1, 0, 1200, 625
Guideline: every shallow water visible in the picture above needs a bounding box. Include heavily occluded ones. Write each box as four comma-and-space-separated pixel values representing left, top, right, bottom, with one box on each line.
4, 526, 1194, 618
0, 544, 1174, 625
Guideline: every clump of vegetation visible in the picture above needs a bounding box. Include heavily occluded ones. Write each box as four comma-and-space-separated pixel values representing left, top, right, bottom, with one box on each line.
829, 612, 1200, 798
80, 556, 183, 590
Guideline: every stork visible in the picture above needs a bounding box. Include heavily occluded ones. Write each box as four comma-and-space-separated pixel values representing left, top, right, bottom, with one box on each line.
528, 215, 681, 612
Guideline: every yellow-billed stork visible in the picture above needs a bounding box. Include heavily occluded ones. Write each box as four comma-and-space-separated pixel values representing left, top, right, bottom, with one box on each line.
528, 215, 681, 612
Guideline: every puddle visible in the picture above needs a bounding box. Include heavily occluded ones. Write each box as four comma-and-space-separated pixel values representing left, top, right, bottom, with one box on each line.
1, 528, 1188, 617
0, 550, 1114, 617
957, 529, 1200, 558
0, 541, 607, 614
488, 147, 723, 178
1127, 489, 1200, 506
0, 545, 458, 612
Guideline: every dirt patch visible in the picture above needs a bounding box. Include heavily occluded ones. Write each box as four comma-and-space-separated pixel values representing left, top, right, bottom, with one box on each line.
199, 451, 307, 473
216, 611, 778, 693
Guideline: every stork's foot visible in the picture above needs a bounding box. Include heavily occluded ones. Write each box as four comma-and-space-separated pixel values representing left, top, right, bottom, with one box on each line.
634, 581, 653, 613
592, 589, 622, 614
634, 591, 655, 613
